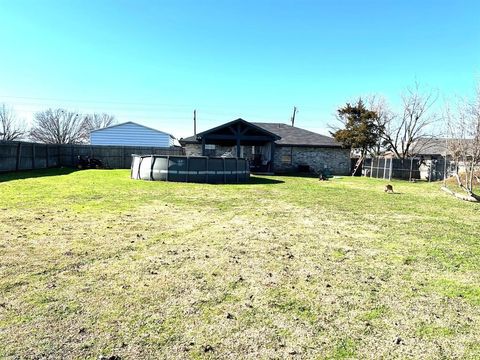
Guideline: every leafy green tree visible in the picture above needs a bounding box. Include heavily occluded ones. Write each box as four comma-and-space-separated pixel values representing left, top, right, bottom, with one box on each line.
331, 98, 381, 158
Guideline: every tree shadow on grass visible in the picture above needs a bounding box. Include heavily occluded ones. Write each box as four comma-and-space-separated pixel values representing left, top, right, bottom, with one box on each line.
0, 167, 77, 183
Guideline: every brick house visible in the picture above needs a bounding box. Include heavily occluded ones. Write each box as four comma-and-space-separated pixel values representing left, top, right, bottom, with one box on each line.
179, 118, 350, 175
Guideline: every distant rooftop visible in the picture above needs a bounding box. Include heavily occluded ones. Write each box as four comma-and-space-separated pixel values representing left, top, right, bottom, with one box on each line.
91, 121, 175, 139
410, 137, 474, 156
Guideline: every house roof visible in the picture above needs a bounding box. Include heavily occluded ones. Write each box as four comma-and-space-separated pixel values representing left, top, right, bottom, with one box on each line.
252, 122, 341, 147
180, 118, 280, 144
196, 118, 281, 140
410, 138, 448, 156
91, 121, 175, 139
411, 137, 475, 156
180, 119, 341, 148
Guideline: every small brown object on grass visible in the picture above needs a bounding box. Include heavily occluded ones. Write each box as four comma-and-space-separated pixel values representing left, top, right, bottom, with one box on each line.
384, 184, 394, 193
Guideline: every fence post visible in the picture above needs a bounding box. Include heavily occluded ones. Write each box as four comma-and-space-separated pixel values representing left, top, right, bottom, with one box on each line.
205, 157, 209, 183
166, 156, 169, 182
31, 143, 36, 169
46, 145, 49, 168
389, 158, 393, 180
443, 157, 448, 183
15, 142, 22, 171
370, 158, 374, 178
409, 157, 414, 181
223, 157, 226, 183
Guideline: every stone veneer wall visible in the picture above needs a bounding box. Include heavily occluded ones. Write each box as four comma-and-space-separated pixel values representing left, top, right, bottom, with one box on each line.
273, 146, 350, 175
183, 143, 253, 159
184, 143, 350, 175
184, 143, 202, 156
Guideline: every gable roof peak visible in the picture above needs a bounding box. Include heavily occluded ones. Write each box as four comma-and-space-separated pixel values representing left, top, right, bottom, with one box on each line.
90, 121, 175, 138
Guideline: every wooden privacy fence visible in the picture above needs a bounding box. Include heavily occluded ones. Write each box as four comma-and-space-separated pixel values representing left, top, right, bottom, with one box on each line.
0, 141, 184, 172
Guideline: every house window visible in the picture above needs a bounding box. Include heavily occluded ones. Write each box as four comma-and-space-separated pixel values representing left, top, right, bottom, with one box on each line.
281, 154, 292, 164
204, 144, 216, 156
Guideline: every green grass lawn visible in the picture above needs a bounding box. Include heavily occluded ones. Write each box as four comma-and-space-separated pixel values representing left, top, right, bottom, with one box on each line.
1, 169, 479, 359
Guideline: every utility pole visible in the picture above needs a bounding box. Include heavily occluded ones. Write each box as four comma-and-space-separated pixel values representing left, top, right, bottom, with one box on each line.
290, 106, 298, 127
193, 109, 197, 136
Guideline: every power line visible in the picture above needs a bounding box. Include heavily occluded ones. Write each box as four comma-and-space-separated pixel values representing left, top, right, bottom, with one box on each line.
4, 101, 286, 122
5, 107, 284, 127
0, 94, 314, 112
0, 95, 195, 108
1, 95, 334, 130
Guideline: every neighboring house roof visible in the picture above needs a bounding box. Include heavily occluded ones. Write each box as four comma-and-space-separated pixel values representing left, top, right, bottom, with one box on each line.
391, 137, 475, 157
411, 138, 449, 156
180, 119, 341, 148
91, 121, 175, 139
90, 121, 176, 147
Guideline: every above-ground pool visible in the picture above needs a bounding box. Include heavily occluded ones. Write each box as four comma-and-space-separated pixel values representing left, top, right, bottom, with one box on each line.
131, 155, 250, 184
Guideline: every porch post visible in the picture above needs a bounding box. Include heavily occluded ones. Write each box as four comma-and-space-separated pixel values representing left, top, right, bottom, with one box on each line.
236, 124, 241, 158
236, 139, 241, 158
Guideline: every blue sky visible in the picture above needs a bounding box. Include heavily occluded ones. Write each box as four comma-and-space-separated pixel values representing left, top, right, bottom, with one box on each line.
0, 0, 479, 138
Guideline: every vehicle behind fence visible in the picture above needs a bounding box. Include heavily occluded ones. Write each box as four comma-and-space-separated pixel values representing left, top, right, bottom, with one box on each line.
0, 141, 184, 172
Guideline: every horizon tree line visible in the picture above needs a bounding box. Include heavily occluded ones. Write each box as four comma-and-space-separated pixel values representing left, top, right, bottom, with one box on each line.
0, 105, 116, 144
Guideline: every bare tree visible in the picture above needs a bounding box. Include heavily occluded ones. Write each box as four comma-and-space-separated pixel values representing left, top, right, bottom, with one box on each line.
366, 95, 394, 156
84, 113, 116, 132
444, 84, 480, 201
0, 104, 26, 141
370, 83, 440, 159
29, 108, 89, 144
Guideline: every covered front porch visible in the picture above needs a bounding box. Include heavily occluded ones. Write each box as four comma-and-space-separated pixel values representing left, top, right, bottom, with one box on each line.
193, 119, 280, 173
